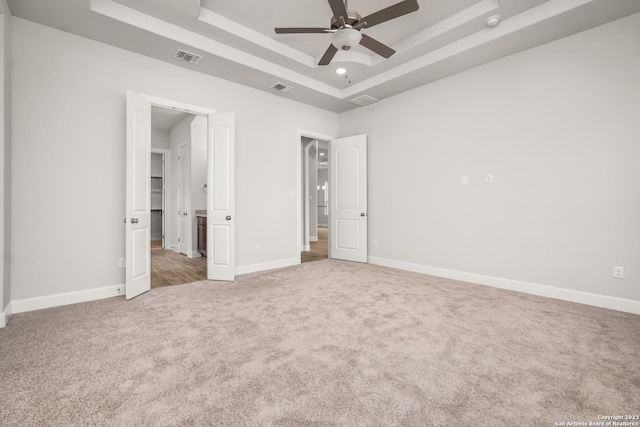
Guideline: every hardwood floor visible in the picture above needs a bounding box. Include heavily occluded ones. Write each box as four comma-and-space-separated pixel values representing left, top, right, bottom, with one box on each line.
150, 241, 207, 289
151, 226, 326, 287
301, 227, 328, 263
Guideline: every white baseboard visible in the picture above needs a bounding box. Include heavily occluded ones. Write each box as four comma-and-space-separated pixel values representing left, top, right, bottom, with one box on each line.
235, 258, 298, 276
310, 236, 318, 242
303, 245, 310, 252
369, 257, 640, 315
187, 250, 202, 259
10, 284, 125, 315
1, 301, 13, 327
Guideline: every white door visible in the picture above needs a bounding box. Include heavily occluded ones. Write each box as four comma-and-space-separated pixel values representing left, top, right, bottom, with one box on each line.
177, 143, 189, 255
125, 90, 152, 299
330, 134, 367, 263
207, 113, 235, 281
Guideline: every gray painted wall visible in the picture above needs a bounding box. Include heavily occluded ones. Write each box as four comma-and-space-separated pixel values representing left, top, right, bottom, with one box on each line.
339, 13, 640, 302
0, 3, 10, 318
10, 17, 337, 301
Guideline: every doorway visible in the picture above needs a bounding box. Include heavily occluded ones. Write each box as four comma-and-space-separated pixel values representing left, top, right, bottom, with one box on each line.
126, 90, 236, 299
301, 137, 330, 263
150, 106, 207, 288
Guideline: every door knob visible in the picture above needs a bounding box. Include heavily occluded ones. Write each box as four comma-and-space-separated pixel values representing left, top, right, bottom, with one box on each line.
226, 215, 232, 220
131, 218, 139, 224
360, 213, 367, 217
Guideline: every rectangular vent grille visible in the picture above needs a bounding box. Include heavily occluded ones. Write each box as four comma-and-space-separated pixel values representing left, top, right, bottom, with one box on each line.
174, 49, 203, 64
271, 82, 293, 92
349, 94, 379, 106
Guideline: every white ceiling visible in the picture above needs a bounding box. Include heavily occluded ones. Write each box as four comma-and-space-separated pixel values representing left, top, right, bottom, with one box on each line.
7, 0, 640, 112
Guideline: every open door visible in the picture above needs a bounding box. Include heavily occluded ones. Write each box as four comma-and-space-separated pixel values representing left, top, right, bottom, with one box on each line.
207, 112, 235, 281
330, 134, 367, 263
125, 90, 152, 299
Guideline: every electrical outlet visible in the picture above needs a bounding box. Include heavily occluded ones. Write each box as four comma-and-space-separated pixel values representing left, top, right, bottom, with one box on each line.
613, 266, 624, 279
254, 243, 260, 252
373, 239, 378, 247
118, 258, 126, 268
461, 175, 468, 185
485, 174, 493, 184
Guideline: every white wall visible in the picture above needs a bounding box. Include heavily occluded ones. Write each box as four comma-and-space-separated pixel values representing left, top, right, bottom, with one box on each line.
339, 13, 640, 303
151, 127, 170, 150
0, 1, 10, 322
10, 18, 338, 301
190, 115, 207, 212
190, 115, 207, 254
168, 114, 193, 252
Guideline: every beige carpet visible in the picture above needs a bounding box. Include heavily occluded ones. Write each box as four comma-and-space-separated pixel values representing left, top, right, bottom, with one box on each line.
1, 260, 639, 426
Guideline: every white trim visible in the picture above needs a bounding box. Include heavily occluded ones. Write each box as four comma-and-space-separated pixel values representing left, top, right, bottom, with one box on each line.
91, 0, 341, 98
10, 285, 125, 315
142, 94, 216, 116
235, 258, 298, 276
0, 301, 12, 327
187, 250, 202, 259
296, 129, 335, 265
310, 236, 318, 242
369, 257, 640, 315
303, 244, 311, 252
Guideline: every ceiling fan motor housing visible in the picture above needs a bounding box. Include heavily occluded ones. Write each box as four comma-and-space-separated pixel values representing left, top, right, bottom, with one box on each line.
330, 10, 362, 29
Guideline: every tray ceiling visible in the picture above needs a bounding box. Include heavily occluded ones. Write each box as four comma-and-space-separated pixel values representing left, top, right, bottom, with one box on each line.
7, 0, 640, 112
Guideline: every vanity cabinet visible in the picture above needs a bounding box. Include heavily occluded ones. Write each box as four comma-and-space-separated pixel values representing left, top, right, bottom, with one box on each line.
197, 216, 207, 257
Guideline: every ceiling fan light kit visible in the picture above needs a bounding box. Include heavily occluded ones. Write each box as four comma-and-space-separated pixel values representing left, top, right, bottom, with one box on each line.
331, 28, 362, 50
274, 0, 420, 66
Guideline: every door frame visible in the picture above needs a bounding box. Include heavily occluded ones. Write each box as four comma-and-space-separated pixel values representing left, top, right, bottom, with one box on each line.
139, 94, 218, 274
296, 129, 334, 264
177, 140, 190, 256
150, 148, 170, 249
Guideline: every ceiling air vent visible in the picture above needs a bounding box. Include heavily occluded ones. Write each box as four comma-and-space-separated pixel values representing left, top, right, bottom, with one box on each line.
174, 49, 203, 65
349, 94, 379, 107
271, 82, 293, 92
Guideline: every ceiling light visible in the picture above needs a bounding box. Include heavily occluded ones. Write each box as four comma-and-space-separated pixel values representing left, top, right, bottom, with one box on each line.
331, 28, 362, 50
336, 67, 347, 75
320, 152, 325, 156
486, 15, 500, 27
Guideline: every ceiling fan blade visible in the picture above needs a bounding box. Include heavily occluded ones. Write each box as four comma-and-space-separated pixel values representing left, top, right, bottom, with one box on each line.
318, 44, 339, 65
275, 27, 330, 34
358, 0, 419, 29
359, 34, 396, 58
327, 0, 348, 20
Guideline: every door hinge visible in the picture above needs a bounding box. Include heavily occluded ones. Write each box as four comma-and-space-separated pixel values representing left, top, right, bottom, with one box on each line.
178, 237, 180, 242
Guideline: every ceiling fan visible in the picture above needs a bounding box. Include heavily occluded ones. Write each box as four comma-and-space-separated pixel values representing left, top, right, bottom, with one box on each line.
275, 0, 419, 66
